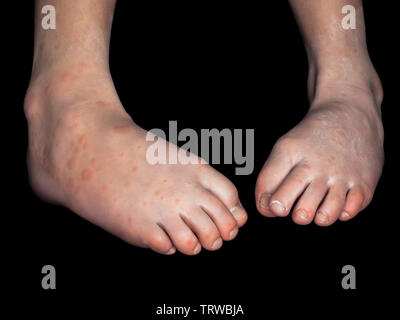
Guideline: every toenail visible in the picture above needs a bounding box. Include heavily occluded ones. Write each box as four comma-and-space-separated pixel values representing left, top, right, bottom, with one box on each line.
211, 238, 223, 250
270, 200, 286, 216
342, 211, 352, 220
259, 193, 271, 209
297, 209, 308, 221
193, 243, 201, 254
317, 211, 329, 224
230, 206, 246, 221
166, 247, 176, 255
229, 228, 238, 240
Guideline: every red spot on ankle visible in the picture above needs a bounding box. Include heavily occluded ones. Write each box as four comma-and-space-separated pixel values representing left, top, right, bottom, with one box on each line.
131, 165, 138, 173
67, 158, 77, 170
81, 168, 93, 181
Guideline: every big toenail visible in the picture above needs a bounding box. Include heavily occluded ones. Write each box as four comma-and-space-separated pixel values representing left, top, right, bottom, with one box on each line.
297, 209, 308, 220
270, 200, 285, 215
193, 243, 201, 254
166, 247, 176, 255
229, 228, 238, 240
259, 194, 271, 209
318, 212, 329, 223
211, 238, 223, 250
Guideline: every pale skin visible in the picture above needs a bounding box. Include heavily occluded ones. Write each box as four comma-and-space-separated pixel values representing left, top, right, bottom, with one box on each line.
256, 0, 384, 226
25, 0, 383, 255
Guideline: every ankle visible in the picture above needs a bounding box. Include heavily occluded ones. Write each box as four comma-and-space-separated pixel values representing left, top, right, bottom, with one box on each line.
25, 59, 116, 117
308, 62, 383, 116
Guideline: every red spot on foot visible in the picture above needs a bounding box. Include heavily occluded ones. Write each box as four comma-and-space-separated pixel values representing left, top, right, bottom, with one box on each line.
113, 125, 131, 135
142, 201, 147, 206
81, 168, 93, 181
175, 199, 181, 204
68, 177, 76, 188
67, 158, 77, 170
90, 157, 97, 166
131, 165, 138, 173
119, 152, 125, 158
154, 190, 160, 196
124, 181, 131, 188
162, 179, 167, 183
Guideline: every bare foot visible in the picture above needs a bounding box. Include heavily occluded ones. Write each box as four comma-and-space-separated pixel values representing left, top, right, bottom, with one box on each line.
25, 63, 247, 254
256, 87, 384, 226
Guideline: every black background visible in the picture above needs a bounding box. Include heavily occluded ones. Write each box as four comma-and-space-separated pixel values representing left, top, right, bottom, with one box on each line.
6, 0, 398, 317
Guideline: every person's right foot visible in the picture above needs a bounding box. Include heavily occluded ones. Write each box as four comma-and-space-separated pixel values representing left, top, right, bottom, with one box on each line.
25, 62, 247, 255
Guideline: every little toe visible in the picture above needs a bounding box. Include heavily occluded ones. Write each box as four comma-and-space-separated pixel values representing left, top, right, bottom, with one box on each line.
160, 218, 201, 255
340, 185, 364, 221
143, 224, 175, 255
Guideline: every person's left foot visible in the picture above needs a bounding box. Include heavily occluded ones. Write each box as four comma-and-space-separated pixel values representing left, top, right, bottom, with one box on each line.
255, 88, 384, 226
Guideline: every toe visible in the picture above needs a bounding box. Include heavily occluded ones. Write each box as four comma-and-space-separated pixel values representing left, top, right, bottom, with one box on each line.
268, 164, 312, 217
160, 218, 201, 255
339, 185, 364, 221
200, 170, 247, 227
143, 224, 175, 255
200, 191, 239, 241
292, 179, 329, 225
180, 208, 223, 251
255, 141, 297, 217
314, 185, 347, 226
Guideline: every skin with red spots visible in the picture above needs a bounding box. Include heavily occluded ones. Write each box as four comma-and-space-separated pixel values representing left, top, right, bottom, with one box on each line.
24, 0, 247, 256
